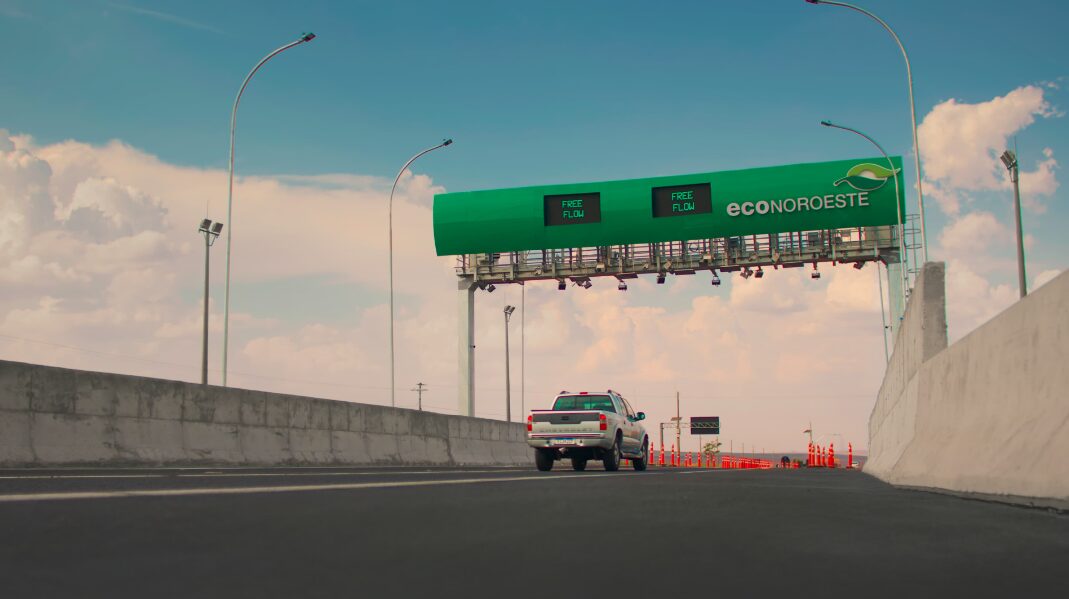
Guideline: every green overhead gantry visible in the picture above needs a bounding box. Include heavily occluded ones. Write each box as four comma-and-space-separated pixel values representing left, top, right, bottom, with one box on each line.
432, 157, 916, 417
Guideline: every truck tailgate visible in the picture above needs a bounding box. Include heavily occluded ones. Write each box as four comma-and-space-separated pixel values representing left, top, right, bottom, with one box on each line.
530, 411, 602, 435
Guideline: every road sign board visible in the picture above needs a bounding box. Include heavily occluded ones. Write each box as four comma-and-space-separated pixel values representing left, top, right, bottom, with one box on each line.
433, 156, 905, 256
690, 416, 720, 435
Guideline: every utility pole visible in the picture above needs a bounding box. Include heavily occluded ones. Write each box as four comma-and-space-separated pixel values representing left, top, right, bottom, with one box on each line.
675, 391, 681, 462
412, 382, 427, 411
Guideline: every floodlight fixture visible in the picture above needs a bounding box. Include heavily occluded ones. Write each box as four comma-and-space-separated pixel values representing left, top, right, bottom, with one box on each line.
755, 267, 764, 279
656, 274, 666, 285
1000, 150, 1017, 171
581, 279, 592, 289
853, 261, 865, 270
504, 305, 515, 317
618, 281, 627, 291
211, 222, 224, 235
740, 268, 753, 279
811, 263, 821, 280
710, 271, 721, 286
557, 279, 567, 291
486, 284, 496, 293
199, 218, 212, 233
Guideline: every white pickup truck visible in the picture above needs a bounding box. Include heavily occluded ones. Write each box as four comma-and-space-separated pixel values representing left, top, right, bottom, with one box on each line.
526, 390, 648, 472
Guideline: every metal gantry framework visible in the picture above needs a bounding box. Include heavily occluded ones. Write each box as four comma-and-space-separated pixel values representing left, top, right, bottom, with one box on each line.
454, 224, 911, 416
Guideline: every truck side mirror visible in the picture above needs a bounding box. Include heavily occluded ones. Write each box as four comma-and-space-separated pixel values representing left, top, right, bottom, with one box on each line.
636, 412, 646, 421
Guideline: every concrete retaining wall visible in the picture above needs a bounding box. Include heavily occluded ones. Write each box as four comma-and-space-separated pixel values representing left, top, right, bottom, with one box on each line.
0, 360, 532, 467
867, 264, 1069, 506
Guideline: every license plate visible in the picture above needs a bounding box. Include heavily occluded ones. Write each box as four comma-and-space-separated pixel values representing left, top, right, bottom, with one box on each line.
550, 439, 579, 446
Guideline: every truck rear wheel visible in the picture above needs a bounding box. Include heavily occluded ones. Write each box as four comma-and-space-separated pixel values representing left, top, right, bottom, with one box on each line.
633, 440, 648, 471
535, 448, 555, 471
603, 436, 621, 472
571, 457, 588, 471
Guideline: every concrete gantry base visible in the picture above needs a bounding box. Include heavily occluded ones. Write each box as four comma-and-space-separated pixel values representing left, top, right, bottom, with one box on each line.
867, 263, 1069, 508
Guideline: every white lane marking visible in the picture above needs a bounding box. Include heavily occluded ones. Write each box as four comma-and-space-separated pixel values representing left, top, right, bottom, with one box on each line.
0, 472, 636, 503
0, 469, 526, 481
0, 474, 170, 480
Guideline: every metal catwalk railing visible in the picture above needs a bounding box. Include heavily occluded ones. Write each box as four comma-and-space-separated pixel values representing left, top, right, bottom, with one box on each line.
456, 225, 909, 285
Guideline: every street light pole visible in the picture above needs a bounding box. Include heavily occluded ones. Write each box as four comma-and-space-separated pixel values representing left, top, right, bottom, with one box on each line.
221, 32, 316, 387
1001, 150, 1027, 298
503, 305, 515, 422
198, 220, 223, 385
820, 120, 909, 317
520, 283, 525, 418
806, 0, 928, 262
387, 139, 453, 407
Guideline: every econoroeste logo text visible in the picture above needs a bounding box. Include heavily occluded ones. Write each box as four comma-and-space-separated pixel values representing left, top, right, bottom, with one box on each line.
725, 161, 897, 218
726, 191, 870, 217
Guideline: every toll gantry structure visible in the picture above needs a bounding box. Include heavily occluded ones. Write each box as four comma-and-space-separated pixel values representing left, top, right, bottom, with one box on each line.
434, 158, 916, 417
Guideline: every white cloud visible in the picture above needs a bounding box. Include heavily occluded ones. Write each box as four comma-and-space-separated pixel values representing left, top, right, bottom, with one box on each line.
938, 211, 1010, 255
7, 124, 1054, 452
943, 258, 1017, 340
62, 177, 168, 240
919, 85, 1060, 215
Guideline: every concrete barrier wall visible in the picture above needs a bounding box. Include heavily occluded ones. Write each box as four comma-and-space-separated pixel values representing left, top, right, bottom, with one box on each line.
0, 360, 532, 467
867, 264, 1069, 505
865, 262, 948, 477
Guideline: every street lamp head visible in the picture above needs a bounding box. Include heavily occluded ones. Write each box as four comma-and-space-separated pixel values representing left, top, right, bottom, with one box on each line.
442, 139, 453, 147
300, 32, 316, 43
199, 218, 212, 233
805, 0, 821, 4
1000, 150, 1017, 171
820, 120, 833, 127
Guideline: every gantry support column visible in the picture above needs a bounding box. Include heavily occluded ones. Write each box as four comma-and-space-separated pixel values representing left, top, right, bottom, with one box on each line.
458, 276, 476, 417
886, 259, 907, 339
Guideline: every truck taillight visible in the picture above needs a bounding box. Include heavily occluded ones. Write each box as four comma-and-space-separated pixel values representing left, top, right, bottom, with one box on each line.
527, 415, 533, 432
599, 413, 607, 431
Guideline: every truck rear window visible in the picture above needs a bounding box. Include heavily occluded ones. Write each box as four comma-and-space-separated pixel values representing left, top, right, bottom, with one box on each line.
552, 395, 616, 413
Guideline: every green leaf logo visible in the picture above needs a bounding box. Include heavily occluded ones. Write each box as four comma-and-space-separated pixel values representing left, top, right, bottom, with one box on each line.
833, 163, 901, 191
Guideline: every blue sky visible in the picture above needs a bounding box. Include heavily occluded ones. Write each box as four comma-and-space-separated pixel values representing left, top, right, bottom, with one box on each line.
2, 0, 1065, 186
1, 0, 1066, 448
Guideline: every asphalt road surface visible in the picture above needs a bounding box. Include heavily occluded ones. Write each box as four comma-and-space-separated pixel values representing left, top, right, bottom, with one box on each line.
1, 465, 1066, 598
